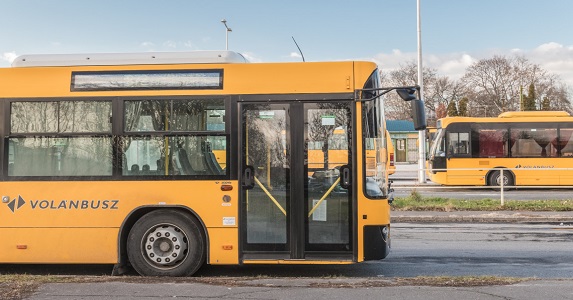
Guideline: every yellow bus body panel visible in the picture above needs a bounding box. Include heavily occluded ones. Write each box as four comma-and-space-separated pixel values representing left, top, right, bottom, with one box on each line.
0, 61, 376, 98
1, 228, 118, 263
0, 181, 239, 264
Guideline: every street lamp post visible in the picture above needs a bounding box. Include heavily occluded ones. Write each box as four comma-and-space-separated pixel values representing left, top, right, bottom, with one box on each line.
417, 0, 427, 184
221, 19, 232, 50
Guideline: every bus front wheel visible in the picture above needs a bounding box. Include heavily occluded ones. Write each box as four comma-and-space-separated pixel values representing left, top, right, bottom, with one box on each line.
488, 170, 514, 189
127, 209, 205, 277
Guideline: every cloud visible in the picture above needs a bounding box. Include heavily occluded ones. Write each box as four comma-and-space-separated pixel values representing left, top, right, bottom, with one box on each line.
290, 52, 302, 58
163, 40, 177, 48
372, 42, 573, 86
372, 49, 417, 70
140, 41, 155, 48
240, 52, 262, 63
534, 42, 563, 52
430, 53, 476, 79
2, 52, 17, 64
373, 50, 476, 79
523, 42, 573, 86
183, 40, 194, 48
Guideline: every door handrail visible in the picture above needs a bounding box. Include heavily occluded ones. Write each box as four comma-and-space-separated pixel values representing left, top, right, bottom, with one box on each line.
254, 176, 287, 216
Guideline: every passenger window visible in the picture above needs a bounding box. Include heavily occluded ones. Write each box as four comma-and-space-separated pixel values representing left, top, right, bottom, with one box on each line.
448, 132, 469, 155
122, 136, 226, 176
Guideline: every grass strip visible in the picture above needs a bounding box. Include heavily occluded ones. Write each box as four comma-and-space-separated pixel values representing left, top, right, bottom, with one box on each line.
392, 191, 573, 211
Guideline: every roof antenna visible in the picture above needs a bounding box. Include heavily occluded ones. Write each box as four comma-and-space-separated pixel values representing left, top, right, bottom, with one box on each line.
291, 36, 305, 62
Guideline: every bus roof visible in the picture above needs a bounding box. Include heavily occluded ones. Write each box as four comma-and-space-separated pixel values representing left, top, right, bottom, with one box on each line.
498, 111, 571, 118
11, 51, 248, 67
0, 54, 378, 98
437, 111, 573, 128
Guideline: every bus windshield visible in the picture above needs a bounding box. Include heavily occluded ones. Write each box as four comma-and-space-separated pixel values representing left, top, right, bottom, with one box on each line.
362, 71, 387, 198
429, 128, 445, 158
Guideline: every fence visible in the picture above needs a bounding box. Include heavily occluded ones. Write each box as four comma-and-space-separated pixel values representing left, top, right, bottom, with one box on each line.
390, 167, 573, 206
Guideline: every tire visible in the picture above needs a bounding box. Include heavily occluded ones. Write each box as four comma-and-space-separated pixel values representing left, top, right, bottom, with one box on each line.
127, 209, 205, 276
488, 170, 514, 190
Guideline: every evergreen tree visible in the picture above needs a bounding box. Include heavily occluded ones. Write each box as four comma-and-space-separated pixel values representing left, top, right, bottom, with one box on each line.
446, 101, 458, 116
541, 96, 551, 111
458, 97, 469, 116
521, 83, 537, 111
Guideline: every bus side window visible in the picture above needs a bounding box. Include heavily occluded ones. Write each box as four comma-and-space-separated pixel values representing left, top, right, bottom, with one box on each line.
448, 132, 469, 156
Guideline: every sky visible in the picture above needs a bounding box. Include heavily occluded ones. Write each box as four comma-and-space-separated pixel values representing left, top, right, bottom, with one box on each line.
2, 0, 573, 86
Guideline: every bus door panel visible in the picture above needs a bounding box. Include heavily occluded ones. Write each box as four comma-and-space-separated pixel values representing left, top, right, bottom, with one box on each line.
305, 103, 352, 253
444, 131, 471, 184
240, 102, 352, 259
241, 104, 289, 253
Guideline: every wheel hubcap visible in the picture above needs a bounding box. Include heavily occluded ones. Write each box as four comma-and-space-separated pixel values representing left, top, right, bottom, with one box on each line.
143, 225, 188, 267
496, 174, 508, 186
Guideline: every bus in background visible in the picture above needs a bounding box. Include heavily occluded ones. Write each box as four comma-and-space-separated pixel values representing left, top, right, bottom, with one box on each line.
386, 131, 396, 175
0, 51, 425, 276
364, 130, 394, 177
427, 111, 573, 187
307, 127, 349, 171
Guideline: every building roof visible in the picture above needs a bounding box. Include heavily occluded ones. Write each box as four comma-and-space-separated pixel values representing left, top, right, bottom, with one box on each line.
386, 120, 415, 132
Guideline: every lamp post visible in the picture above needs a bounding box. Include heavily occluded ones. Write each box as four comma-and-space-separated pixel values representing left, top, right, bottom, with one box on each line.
221, 19, 232, 50
417, 0, 427, 183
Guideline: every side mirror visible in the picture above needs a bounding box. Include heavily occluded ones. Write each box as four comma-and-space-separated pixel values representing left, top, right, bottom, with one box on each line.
396, 88, 417, 101
395, 88, 427, 130
411, 99, 427, 130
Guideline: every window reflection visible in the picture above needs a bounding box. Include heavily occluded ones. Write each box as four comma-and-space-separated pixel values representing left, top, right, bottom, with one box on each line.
122, 136, 226, 176
11, 101, 111, 134
124, 98, 225, 132
8, 137, 112, 176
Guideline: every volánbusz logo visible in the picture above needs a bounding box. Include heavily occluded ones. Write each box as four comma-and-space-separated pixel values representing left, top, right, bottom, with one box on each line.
515, 164, 555, 169
5, 196, 119, 213
30, 199, 119, 210
6, 195, 26, 213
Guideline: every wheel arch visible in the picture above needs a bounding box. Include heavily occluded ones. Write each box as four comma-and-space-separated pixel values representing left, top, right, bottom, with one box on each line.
112, 205, 209, 275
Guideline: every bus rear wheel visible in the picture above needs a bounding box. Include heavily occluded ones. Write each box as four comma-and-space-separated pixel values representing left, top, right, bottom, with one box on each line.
127, 209, 205, 277
488, 170, 514, 190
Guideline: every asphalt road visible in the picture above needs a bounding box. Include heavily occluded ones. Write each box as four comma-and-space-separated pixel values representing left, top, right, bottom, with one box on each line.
195, 222, 573, 278
18, 222, 573, 299
386, 222, 573, 278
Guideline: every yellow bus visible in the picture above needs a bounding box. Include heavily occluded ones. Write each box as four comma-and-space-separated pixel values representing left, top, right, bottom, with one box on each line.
308, 128, 394, 176
427, 111, 573, 186
307, 127, 349, 171
0, 51, 424, 276
386, 132, 396, 175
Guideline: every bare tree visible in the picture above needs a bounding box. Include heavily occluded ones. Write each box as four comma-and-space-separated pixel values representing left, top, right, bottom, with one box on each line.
461, 55, 571, 116
461, 56, 519, 115
382, 61, 438, 122
429, 76, 465, 122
